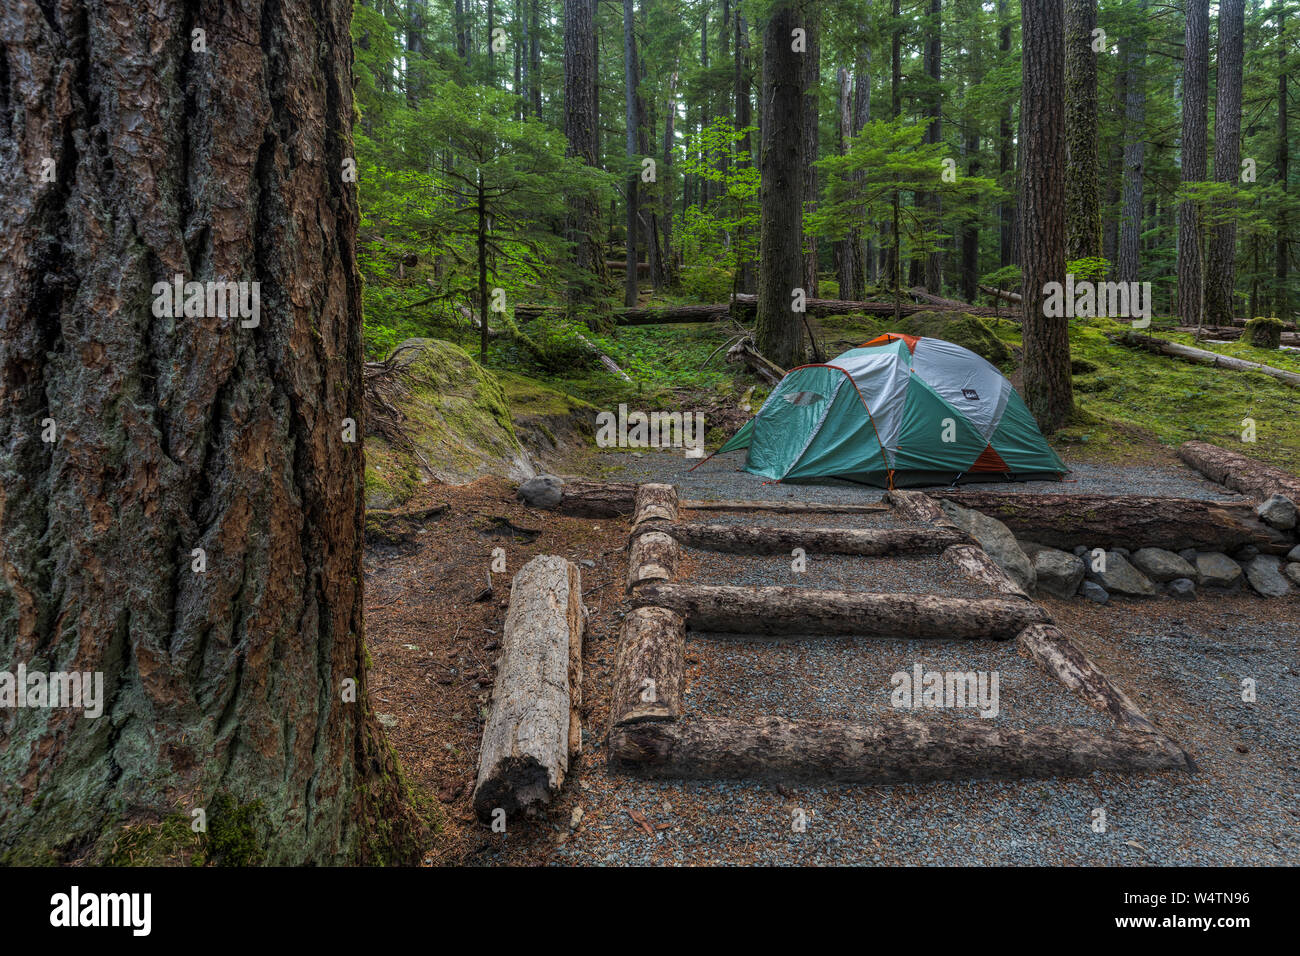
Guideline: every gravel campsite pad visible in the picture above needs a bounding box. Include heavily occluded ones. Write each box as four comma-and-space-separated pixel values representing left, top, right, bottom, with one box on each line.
374, 452, 1300, 866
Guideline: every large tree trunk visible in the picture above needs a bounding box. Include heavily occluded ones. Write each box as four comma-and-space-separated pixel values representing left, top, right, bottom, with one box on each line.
1117, 1, 1147, 285
564, 0, 603, 300
1178, 0, 1210, 327
754, 0, 807, 368
1206, 1, 1249, 325
1019, 0, 1074, 431
834, 67, 858, 299
998, 0, 1015, 270
922, 0, 943, 292
1064, 0, 1101, 261
0, 0, 419, 864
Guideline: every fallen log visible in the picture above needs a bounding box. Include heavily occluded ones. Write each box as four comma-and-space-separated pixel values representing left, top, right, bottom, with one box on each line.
473, 556, 585, 821
942, 544, 1032, 600
632, 482, 678, 527
615, 295, 1003, 326
656, 523, 968, 556
725, 337, 786, 385
1172, 325, 1300, 345
1177, 441, 1300, 502
609, 606, 687, 726
631, 583, 1049, 640
909, 287, 978, 309
609, 715, 1194, 784
886, 489, 970, 537
1016, 624, 1160, 735
553, 480, 638, 518
627, 530, 678, 592
574, 331, 634, 384
681, 498, 890, 514
1110, 331, 1300, 388
929, 490, 1292, 555
979, 284, 1023, 304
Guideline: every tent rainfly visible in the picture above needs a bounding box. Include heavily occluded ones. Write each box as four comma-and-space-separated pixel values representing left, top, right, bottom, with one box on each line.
708, 333, 1067, 489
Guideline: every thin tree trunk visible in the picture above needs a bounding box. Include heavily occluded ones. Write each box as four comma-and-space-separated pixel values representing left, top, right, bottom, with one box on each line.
755, 0, 806, 367
1178, 0, 1210, 327
923, 0, 942, 292
834, 67, 857, 299
1064, 0, 1101, 260
1020, 0, 1074, 431
1277, 5, 1290, 320
1206, 0, 1246, 325
735, 8, 756, 292
1118, 1, 1147, 284
623, 0, 640, 307
0, 0, 419, 865
801, 10, 821, 297
998, 0, 1014, 269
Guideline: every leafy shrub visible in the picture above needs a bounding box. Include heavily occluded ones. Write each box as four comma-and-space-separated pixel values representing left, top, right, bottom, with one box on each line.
681, 264, 733, 303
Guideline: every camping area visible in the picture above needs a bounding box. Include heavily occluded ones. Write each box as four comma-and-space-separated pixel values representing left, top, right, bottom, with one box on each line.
1, 0, 1298, 899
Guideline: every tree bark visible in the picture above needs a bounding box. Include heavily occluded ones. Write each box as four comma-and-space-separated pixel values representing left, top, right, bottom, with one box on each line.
627, 530, 678, 592
1178, 0, 1210, 327
633, 482, 679, 527
631, 584, 1050, 639
1064, 0, 1101, 260
565, 0, 603, 300
1177, 440, 1300, 502
622, 0, 640, 307
734, 8, 756, 293
998, 0, 1015, 269
609, 606, 686, 726
1278, 5, 1291, 322
755, 0, 807, 368
801, 9, 821, 298
552, 480, 640, 517
1118, 1, 1147, 284
0, 0, 419, 864
942, 544, 1031, 599
930, 489, 1293, 553
1019, 0, 1074, 431
610, 715, 1194, 783
834, 67, 858, 299
473, 557, 585, 820
1205, 0, 1245, 326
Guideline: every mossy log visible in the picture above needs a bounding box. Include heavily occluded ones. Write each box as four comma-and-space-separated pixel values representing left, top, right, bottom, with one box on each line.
630, 583, 1049, 639
1111, 331, 1300, 388
930, 490, 1291, 554
609, 715, 1195, 783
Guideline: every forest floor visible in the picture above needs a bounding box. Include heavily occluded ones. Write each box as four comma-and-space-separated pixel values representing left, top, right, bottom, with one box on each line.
365, 440, 1300, 867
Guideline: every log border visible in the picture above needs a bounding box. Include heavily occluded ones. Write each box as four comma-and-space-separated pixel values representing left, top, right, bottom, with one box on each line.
607, 484, 1195, 784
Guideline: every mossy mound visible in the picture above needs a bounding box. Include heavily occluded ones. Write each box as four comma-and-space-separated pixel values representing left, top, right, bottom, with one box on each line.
818, 311, 1013, 368
497, 371, 600, 472
365, 339, 534, 510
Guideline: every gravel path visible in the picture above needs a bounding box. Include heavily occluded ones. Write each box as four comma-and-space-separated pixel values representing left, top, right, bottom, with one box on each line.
605, 449, 1248, 501
477, 450, 1297, 866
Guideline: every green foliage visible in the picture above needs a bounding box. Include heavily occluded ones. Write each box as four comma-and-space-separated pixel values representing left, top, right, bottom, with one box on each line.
680, 264, 734, 303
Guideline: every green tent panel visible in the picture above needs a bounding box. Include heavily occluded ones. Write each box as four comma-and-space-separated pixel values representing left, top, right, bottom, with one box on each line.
707, 333, 1066, 488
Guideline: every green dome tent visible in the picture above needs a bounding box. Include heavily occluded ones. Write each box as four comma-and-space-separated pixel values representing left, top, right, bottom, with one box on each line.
708, 333, 1067, 488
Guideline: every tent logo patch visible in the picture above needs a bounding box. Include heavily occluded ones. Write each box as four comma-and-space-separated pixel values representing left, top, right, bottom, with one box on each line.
961, 388, 980, 401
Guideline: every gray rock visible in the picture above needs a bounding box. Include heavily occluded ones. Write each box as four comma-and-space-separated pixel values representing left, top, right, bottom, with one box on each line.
1033, 548, 1086, 599
1166, 578, 1197, 602
1256, 494, 1298, 531
939, 501, 1036, 593
1080, 581, 1110, 604
1245, 555, 1292, 598
1132, 547, 1198, 584
1017, 540, 1050, 560
1196, 552, 1244, 589
1072, 545, 1089, 557
1288, 545, 1300, 562
1112, 547, 1131, 559
1178, 548, 1199, 564
1087, 551, 1157, 597
517, 474, 564, 509
1286, 563, 1300, 587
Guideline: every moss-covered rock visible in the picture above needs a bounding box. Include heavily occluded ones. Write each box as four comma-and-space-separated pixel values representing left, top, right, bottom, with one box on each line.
364, 339, 534, 509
